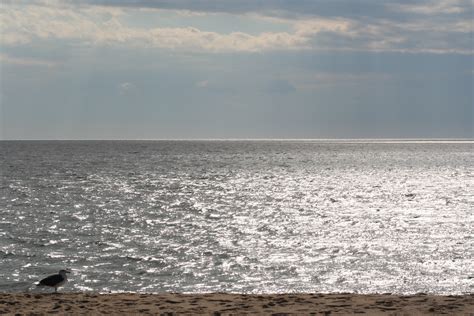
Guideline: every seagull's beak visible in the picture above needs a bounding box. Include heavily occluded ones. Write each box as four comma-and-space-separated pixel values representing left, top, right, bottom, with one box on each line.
65, 270, 72, 274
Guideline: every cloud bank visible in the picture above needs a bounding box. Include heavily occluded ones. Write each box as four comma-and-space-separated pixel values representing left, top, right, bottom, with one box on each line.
1, 0, 472, 54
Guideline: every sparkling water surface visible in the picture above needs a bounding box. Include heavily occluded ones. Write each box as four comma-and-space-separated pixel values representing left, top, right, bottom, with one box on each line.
0, 140, 472, 294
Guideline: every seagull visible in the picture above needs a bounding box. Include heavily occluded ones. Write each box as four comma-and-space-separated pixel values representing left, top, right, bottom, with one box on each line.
37, 269, 71, 293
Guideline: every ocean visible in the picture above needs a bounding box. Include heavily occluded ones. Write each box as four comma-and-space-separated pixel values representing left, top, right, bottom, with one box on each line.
0, 140, 472, 294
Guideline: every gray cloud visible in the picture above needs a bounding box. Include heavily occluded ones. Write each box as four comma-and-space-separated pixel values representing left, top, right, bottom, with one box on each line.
65, 0, 474, 20
2, 1, 471, 54
10, 0, 472, 21
3, 0, 471, 54
80, 0, 390, 18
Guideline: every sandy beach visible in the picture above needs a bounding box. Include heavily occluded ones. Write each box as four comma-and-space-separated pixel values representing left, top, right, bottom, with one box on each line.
0, 292, 472, 315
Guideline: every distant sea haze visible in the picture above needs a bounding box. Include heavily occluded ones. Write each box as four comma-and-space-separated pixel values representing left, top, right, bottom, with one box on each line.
0, 140, 472, 294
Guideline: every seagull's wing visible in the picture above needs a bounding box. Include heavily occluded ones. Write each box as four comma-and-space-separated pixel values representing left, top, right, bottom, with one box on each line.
38, 274, 64, 286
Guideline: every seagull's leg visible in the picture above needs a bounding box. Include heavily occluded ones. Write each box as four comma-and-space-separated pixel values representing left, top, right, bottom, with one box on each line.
55, 287, 57, 293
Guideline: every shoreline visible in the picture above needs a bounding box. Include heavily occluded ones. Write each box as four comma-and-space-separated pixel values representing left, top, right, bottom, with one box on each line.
1, 292, 472, 315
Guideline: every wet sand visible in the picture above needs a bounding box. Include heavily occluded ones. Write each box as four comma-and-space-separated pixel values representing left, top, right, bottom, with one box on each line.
0, 292, 473, 315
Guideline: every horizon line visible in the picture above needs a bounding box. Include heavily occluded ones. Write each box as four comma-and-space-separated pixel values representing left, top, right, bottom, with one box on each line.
1, 138, 473, 143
